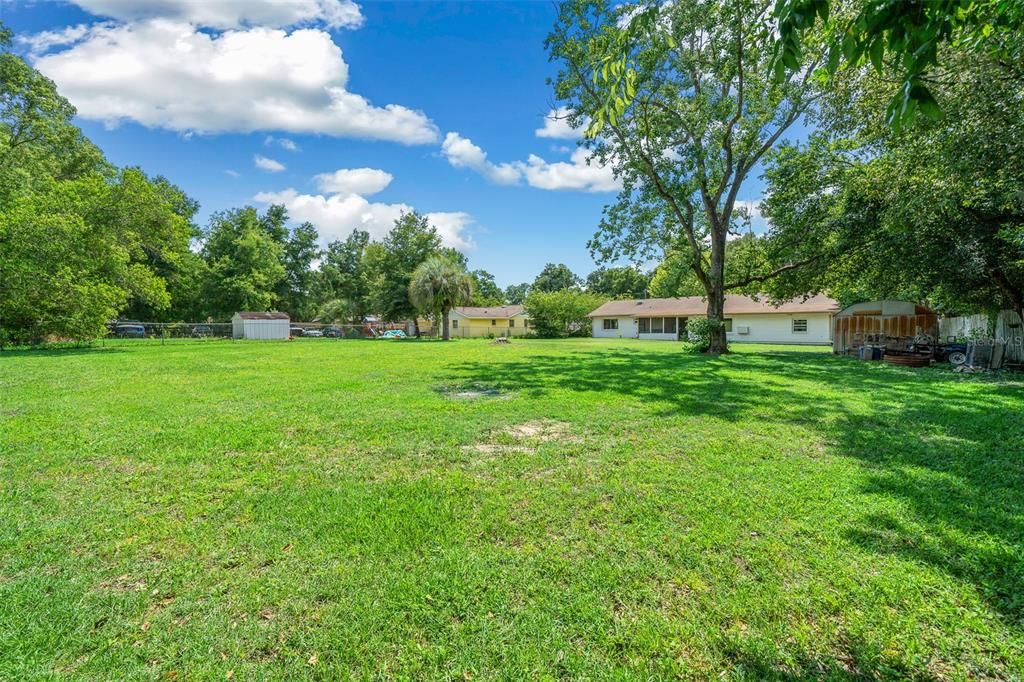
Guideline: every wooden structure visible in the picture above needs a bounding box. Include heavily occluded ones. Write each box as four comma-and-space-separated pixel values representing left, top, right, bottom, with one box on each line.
832, 301, 938, 356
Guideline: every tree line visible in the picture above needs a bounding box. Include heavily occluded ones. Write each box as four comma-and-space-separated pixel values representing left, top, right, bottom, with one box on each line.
0, 22, 664, 344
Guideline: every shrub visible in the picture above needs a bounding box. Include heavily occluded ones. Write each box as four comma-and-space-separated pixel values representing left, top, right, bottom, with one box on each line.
524, 290, 607, 338
683, 317, 719, 353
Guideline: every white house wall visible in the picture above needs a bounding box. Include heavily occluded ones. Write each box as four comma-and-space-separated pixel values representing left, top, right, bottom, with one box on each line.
590, 312, 832, 344
592, 316, 637, 338
726, 312, 831, 345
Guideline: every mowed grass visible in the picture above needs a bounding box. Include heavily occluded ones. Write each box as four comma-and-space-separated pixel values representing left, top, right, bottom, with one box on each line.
1, 338, 1022, 680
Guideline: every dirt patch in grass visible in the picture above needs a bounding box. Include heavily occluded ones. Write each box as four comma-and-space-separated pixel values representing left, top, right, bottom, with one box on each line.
461, 443, 532, 455
97, 574, 147, 592
437, 382, 508, 400
502, 420, 582, 443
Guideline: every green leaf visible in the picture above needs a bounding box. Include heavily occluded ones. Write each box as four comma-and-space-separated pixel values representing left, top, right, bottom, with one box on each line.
869, 38, 884, 72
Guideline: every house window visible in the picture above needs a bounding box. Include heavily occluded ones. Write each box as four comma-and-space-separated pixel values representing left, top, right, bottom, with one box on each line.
603, 319, 618, 330
723, 318, 733, 332
664, 317, 677, 334
509, 319, 515, 328
491, 319, 497, 326
792, 319, 808, 333
451, 319, 458, 328
651, 317, 664, 334
639, 318, 650, 333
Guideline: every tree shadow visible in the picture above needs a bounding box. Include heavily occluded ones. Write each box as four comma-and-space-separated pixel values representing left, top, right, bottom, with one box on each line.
447, 346, 1024, 628
0, 345, 126, 358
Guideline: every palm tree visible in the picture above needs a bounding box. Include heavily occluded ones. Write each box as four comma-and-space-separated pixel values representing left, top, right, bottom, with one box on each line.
408, 256, 474, 340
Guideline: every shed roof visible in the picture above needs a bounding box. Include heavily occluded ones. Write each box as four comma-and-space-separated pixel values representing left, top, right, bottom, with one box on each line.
452, 305, 526, 319
588, 294, 840, 318
235, 311, 290, 320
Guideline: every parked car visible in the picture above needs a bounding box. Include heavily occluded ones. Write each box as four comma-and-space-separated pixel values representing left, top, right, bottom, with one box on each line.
322, 326, 343, 338
191, 324, 213, 338
302, 328, 323, 337
115, 324, 146, 338
380, 329, 407, 339
290, 327, 305, 337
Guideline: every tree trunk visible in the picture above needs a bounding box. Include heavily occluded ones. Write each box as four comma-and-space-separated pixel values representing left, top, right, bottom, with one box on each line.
705, 227, 729, 354
413, 318, 420, 337
442, 310, 450, 341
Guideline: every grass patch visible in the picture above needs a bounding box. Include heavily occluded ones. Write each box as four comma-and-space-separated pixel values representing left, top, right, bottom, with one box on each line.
1, 339, 1022, 678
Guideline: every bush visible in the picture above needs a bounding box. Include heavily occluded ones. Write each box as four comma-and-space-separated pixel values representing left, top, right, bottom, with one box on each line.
524, 290, 607, 338
683, 317, 719, 353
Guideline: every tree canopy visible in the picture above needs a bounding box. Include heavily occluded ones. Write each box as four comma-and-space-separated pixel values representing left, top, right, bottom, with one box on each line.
532, 263, 581, 293
548, 0, 823, 352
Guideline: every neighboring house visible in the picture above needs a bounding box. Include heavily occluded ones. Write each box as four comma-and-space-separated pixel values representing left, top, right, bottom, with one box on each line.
588, 294, 840, 344
232, 311, 290, 340
448, 305, 530, 337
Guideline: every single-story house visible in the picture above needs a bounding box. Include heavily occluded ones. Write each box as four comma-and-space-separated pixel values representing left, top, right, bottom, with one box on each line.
448, 305, 530, 337
588, 294, 840, 344
232, 311, 290, 340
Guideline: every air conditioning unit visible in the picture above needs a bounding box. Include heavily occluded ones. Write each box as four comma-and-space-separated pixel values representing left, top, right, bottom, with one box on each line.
736, 325, 750, 334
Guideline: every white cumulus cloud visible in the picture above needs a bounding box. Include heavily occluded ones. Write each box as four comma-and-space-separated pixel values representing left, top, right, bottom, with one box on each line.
441, 132, 520, 185
30, 21, 438, 144
67, 0, 364, 30
518, 147, 620, 193
265, 136, 300, 152
255, 172, 474, 251
442, 131, 619, 193
535, 107, 586, 139
254, 155, 286, 172
313, 168, 393, 195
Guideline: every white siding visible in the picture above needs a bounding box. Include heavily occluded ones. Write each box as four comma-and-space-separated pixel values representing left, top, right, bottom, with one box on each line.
232, 318, 289, 340
726, 312, 832, 344
592, 312, 832, 344
592, 316, 637, 338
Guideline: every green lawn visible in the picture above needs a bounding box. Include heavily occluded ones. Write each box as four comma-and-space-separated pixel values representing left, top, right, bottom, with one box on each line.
2, 338, 1022, 679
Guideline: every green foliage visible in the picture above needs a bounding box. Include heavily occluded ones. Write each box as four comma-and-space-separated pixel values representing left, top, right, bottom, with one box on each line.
200, 207, 286, 319
531, 263, 580, 293
771, 0, 1021, 129
366, 212, 444, 323
408, 256, 474, 340
524, 289, 607, 338
585, 266, 649, 298
318, 229, 371, 323
318, 298, 360, 325
470, 269, 505, 306
760, 33, 1024, 317
681, 317, 718, 353
504, 282, 531, 305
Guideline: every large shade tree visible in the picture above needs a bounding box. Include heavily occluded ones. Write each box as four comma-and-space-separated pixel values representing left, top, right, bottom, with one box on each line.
548, 0, 823, 353
759, 29, 1024, 320
408, 255, 474, 341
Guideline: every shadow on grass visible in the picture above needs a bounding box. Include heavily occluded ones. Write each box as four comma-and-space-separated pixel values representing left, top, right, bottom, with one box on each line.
0, 344, 127, 358
447, 346, 1024, 634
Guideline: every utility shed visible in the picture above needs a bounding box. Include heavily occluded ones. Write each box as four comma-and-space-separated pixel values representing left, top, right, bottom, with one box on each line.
833, 300, 938, 355
232, 311, 290, 340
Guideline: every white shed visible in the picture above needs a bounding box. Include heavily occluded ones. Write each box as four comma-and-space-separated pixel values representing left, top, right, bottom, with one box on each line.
232, 311, 290, 340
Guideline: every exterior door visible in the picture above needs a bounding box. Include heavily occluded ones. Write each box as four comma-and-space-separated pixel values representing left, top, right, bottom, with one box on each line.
678, 317, 688, 340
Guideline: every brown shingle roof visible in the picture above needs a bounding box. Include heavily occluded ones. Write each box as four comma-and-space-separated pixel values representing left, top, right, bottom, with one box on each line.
235, 311, 290, 320
452, 305, 526, 319
588, 294, 840, 318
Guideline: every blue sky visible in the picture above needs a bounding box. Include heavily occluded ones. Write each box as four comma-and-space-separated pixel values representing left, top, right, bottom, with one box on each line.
2, 0, 770, 287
